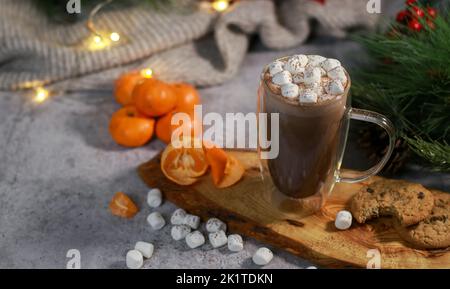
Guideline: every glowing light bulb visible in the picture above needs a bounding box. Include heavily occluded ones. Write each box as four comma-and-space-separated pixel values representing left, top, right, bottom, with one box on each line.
93, 35, 102, 43
110, 32, 120, 42
86, 34, 111, 51
140, 68, 153, 79
211, 0, 230, 12
33, 87, 49, 103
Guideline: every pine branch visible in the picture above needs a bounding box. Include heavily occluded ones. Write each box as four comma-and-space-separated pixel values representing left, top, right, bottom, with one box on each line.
405, 136, 450, 171
351, 6, 450, 171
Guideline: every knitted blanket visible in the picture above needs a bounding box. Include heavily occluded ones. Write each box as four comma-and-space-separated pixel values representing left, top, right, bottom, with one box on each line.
0, 0, 379, 90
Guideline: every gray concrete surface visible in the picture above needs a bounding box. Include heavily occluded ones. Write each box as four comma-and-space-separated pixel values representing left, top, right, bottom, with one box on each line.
1, 1, 448, 268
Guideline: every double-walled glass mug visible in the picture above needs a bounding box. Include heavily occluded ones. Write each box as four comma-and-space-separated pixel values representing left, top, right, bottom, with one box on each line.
257, 57, 395, 215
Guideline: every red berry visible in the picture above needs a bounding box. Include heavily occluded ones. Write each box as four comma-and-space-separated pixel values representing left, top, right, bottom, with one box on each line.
427, 7, 437, 18
406, 0, 417, 6
412, 6, 425, 18
408, 18, 423, 31
427, 19, 436, 30
396, 10, 410, 23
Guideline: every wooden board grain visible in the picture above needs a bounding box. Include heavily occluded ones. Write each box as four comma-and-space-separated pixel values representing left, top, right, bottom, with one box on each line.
138, 150, 450, 269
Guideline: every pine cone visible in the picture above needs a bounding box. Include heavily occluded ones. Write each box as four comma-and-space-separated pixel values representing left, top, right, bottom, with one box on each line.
358, 126, 411, 175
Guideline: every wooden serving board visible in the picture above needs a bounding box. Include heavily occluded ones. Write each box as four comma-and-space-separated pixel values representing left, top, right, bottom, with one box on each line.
138, 150, 450, 269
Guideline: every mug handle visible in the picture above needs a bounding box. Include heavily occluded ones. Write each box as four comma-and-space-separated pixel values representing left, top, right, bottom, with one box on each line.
337, 108, 396, 183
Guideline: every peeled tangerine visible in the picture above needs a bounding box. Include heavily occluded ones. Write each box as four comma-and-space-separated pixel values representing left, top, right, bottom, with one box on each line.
161, 138, 209, 186
160, 138, 245, 188
204, 146, 245, 189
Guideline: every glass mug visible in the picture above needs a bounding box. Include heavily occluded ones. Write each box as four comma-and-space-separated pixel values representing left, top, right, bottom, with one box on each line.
257, 57, 395, 215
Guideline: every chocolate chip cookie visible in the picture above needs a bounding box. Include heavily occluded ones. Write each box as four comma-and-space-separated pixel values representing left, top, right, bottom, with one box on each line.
395, 193, 450, 249
351, 180, 434, 226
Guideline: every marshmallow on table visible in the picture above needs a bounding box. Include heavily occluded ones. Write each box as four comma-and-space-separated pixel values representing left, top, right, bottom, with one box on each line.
268, 61, 284, 77
147, 212, 166, 230
184, 214, 201, 230
126, 250, 143, 269
206, 218, 227, 233
307, 55, 326, 67
281, 83, 299, 99
327, 66, 347, 85
284, 55, 308, 74
227, 234, 244, 252
335, 210, 352, 230
147, 188, 162, 208
299, 89, 318, 104
326, 80, 345, 95
209, 230, 228, 248
271, 71, 292, 86
171, 208, 186, 225
252, 247, 273, 266
171, 225, 191, 241
321, 58, 341, 72
135, 241, 154, 259
185, 230, 205, 249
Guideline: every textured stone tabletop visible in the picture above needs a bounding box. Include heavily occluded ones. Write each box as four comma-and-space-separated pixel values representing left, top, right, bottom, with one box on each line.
1, 26, 449, 268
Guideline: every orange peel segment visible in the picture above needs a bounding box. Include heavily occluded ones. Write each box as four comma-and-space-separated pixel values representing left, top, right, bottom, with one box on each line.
205, 145, 245, 188
109, 192, 139, 218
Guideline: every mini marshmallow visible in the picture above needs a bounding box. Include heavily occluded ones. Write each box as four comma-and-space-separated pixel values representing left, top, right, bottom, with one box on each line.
206, 218, 227, 233
252, 247, 273, 266
271, 71, 292, 86
208, 230, 228, 248
321, 58, 341, 72
307, 55, 326, 66
299, 89, 318, 104
134, 241, 154, 259
281, 83, 299, 99
335, 210, 352, 230
171, 225, 191, 241
327, 80, 345, 95
284, 55, 308, 74
147, 212, 166, 230
185, 230, 205, 249
268, 61, 284, 77
147, 188, 162, 208
327, 66, 347, 84
184, 214, 201, 229
126, 250, 143, 269
319, 67, 327, 77
227, 234, 244, 252
171, 208, 186, 225
292, 73, 304, 84
303, 67, 322, 86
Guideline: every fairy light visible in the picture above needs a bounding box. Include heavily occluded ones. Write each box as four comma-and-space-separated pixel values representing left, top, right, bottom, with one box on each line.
140, 68, 153, 79
211, 0, 230, 12
84, 0, 124, 50
86, 34, 111, 50
110, 32, 121, 42
33, 87, 50, 103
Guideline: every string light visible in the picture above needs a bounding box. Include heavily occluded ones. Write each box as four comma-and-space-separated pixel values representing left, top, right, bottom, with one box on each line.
140, 68, 153, 79
33, 87, 50, 103
84, 0, 124, 51
211, 0, 230, 12
110, 32, 121, 42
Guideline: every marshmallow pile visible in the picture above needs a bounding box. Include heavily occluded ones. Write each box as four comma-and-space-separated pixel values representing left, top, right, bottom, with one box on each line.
126, 186, 276, 268
170, 210, 245, 252
267, 55, 348, 103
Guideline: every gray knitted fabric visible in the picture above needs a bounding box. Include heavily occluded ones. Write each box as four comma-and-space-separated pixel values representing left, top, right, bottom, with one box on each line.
0, 0, 378, 90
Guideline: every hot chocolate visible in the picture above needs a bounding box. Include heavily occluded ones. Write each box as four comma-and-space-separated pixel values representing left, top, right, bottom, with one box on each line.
261, 55, 350, 199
